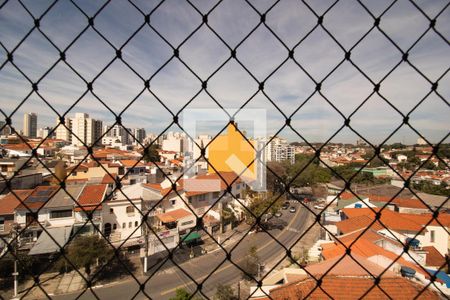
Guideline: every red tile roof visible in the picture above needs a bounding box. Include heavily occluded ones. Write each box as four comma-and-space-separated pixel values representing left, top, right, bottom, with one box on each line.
0, 190, 33, 215
269, 276, 439, 299
101, 173, 117, 184
320, 239, 429, 279
305, 254, 396, 277
75, 184, 107, 211
422, 246, 446, 267
156, 208, 193, 223
339, 208, 426, 233
120, 159, 145, 168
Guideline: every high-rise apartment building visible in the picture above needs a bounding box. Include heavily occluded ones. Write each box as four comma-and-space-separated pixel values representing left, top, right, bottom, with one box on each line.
37, 127, 54, 139
133, 128, 146, 145
55, 117, 72, 142
71, 113, 102, 146
265, 136, 295, 164
23, 113, 37, 138
55, 113, 102, 146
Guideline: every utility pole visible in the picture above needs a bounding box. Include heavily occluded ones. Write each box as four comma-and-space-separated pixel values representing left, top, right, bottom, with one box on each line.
143, 214, 149, 274
12, 223, 21, 299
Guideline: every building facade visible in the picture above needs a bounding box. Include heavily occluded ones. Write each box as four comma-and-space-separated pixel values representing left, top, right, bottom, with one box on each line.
23, 113, 37, 138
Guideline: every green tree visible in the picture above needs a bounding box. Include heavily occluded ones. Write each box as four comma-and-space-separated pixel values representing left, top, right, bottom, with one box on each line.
66, 235, 112, 277
214, 284, 238, 300
243, 193, 283, 225
142, 143, 160, 163
241, 245, 260, 280
289, 163, 331, 187
170, 288, 191, 300
266, 161, 287, 192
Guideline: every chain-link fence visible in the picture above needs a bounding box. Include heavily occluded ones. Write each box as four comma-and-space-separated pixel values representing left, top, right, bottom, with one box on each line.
0, 0, 449, 299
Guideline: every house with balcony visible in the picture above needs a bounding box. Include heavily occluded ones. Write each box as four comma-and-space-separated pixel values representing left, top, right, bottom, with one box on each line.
102, 184, 147, 246
27, 186, 85, 256
14, 186, 59, 247
116, 159, 147, 185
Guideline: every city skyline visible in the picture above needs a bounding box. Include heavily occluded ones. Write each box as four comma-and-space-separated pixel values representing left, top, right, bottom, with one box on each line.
1, 0, 448, 144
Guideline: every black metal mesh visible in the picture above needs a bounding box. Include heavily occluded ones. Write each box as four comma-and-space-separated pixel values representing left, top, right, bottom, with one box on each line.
0, 0, 449, 299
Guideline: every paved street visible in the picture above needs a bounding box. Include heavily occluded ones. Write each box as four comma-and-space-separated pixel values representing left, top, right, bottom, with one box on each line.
49, 202, 312, 300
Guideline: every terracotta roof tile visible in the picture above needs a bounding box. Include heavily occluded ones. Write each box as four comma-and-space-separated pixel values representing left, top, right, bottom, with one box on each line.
75, 184, 107, 211
422, 246, 446, 267
0, 190, 33, 214
270, 276, 439, 299
101, 173, 117, 184
120, 159, 145, 168
339, 208, 425, 233
156, 208, 193, 223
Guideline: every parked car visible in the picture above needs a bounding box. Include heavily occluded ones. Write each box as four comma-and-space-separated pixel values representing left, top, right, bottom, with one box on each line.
259, 219, 287, 231
282, 202, 290, 210
314, 205, 325, 210
289, 206, 296, 213
275, 211, 282, 218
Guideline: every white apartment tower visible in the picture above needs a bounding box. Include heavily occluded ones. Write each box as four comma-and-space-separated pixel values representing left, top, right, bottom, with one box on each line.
265, 136, 295, 164
55, 117, 72, 142
56, 113, 102, 146
71, 113, 102, 146
23, 113, 37, 138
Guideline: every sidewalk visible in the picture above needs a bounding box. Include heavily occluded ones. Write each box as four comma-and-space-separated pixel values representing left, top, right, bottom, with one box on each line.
16, 270, 87, 299
202, 222, 251, 253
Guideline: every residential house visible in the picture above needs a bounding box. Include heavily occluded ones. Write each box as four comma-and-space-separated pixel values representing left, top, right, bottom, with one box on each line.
0, 190, 33, 236
14, 186, 59, 246
0, 158, 28, 178
73, 184, 108, 236
116, 159, 147, 185
102, 184, 146, 245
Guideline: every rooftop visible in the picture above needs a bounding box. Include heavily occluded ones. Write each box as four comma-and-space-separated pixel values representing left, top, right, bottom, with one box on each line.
269, 275, 439, 299
0, 190, 33, 215
75, 184, 107, 211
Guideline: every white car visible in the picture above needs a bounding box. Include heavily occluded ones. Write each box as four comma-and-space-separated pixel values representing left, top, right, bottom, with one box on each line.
314, 205, 325, 210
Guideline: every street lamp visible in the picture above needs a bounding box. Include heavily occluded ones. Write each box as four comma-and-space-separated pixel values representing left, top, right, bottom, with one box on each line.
11, 223, 21, 299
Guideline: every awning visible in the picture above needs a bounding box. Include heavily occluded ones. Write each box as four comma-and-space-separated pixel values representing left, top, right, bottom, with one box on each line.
181, 232, 201, 243
29, 226, 72, 255
427, 269, 450, 288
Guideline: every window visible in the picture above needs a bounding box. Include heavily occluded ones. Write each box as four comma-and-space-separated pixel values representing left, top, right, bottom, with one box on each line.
122, 222, 126, 228
430, 230, 435, 243
50, 210, 72, 219
170, 199, 176, 206
135, 221, 138, 227
126, 206, 135, 214
181, 220, 194, 226
213, 192, 220, 199
129, 222, 132, 228
109, 208, 114, 214
197, 194, 207, 201
113, 223, 117, 230
0, 218, 4, 231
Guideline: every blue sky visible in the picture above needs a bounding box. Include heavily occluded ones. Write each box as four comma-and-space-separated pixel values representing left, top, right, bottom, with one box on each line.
0, 0, 449, 145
